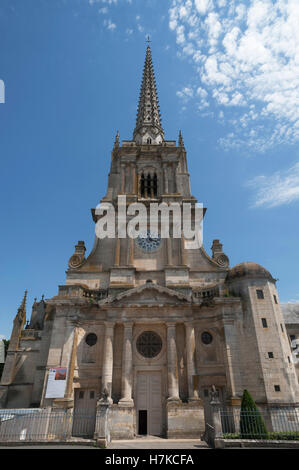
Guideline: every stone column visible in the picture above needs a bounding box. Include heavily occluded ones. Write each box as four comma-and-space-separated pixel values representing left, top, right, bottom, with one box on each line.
166, 238, 173, 266
132, 165, 137, 194
121, 163, 126, 194
114, 238, 120, 266
167, 323, 180, 401
180, 233, 186, 265
174, 162, 178, 194
222, 319, 242, 401
101, 322, 115, 403
172, 163, 177, 193
65, 326, 78, 399
185, 322, 199, 400
119, 322, 134, 406
127, 237, 134, 266
163, 163, 169, 194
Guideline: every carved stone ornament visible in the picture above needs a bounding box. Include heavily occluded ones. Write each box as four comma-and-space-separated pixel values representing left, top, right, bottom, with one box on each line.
68, 241, 86, 269
215, 253, 229, 268
68, 254, 83, 269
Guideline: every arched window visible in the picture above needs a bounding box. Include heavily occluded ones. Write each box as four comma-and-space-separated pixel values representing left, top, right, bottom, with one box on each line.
146, 173, 151, 198
139, 173, 158, 198
153, 173, 157, 197
140, 173, 145, 198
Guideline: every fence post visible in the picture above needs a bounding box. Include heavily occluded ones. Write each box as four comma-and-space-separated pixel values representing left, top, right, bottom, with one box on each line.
65, 407, 73, 440
42, 407, 51, 441
209, 387, 223, 448
94, 401, 110, 447
211, 404, 223, 445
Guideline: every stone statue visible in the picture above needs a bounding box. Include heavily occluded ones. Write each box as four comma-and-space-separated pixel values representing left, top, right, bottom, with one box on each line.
210, 385, 220, 404
100, 387, 109, 402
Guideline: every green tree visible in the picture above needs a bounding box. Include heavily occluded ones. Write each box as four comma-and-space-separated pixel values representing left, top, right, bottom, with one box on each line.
0, 339, 10, 380
240, 389, 268, 439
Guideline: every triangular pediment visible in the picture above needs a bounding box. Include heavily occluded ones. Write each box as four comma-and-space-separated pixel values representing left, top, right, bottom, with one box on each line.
98, 283, 191, 306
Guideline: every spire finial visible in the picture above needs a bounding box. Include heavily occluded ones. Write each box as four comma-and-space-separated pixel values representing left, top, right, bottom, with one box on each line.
179, 130, 184, 147
146, 35, 151, 44
114, 130, 120, 147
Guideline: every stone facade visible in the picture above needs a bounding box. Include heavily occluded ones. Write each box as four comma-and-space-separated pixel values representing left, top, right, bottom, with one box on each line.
0, 46, 298, 439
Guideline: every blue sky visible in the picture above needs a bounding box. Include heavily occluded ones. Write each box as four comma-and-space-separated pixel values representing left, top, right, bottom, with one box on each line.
0, 0, 299, 339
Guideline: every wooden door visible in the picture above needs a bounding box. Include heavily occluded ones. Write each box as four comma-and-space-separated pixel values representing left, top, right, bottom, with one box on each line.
72, 389, 97, 438
136, 372, 162, 436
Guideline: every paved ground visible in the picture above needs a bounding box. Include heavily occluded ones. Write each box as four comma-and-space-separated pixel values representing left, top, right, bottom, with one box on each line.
107, 437, 209, 449
0, 445, 98, 449
0, 438, 210, 450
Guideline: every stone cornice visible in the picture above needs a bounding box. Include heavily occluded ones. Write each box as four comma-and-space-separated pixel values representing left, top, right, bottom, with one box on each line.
98, 282, 191, 306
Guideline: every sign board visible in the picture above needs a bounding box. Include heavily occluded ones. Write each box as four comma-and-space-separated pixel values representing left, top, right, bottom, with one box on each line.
45, 367, 68, 398
0, 340, 5, 364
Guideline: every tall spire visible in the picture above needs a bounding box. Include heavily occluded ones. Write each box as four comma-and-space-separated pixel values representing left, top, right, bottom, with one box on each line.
133, 45, 164, 145
178, 130, 184, 147
18, 290, 27, 314
15, 290, 27, 325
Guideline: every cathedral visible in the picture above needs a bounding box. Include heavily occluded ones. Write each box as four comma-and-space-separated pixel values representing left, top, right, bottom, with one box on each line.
1, 46, 298, 440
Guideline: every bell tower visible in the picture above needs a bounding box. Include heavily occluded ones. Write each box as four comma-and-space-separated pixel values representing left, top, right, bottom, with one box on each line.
67, 45, 212, 291
101, 45, 195, 205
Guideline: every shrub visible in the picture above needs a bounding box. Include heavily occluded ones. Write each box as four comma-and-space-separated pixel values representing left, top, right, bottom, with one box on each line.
239, 389, 268, 439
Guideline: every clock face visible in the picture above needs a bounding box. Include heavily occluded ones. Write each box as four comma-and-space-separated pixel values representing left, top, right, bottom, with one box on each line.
137, 230, 161, 252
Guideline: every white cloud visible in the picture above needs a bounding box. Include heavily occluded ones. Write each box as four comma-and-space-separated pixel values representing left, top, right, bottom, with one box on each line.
247, 162, 299, 207
176, 25, 186, 45
194, 0, 214, 15
0, 334, 6, 341
176, 86, 194, 100
104, 18, 116, 31
196, 86, 207, 99
89, 0, 118, 4
197, 86, 209, 108
169, 0, 299, 151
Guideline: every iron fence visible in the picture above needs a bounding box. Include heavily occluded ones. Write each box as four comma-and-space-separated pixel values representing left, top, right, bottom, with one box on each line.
0, 408, 97, 442
218, 406, 299, 440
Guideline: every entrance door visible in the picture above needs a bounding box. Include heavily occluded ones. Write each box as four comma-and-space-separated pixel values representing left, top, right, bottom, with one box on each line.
72, 389, 97, 438
136, 372, 162, 436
